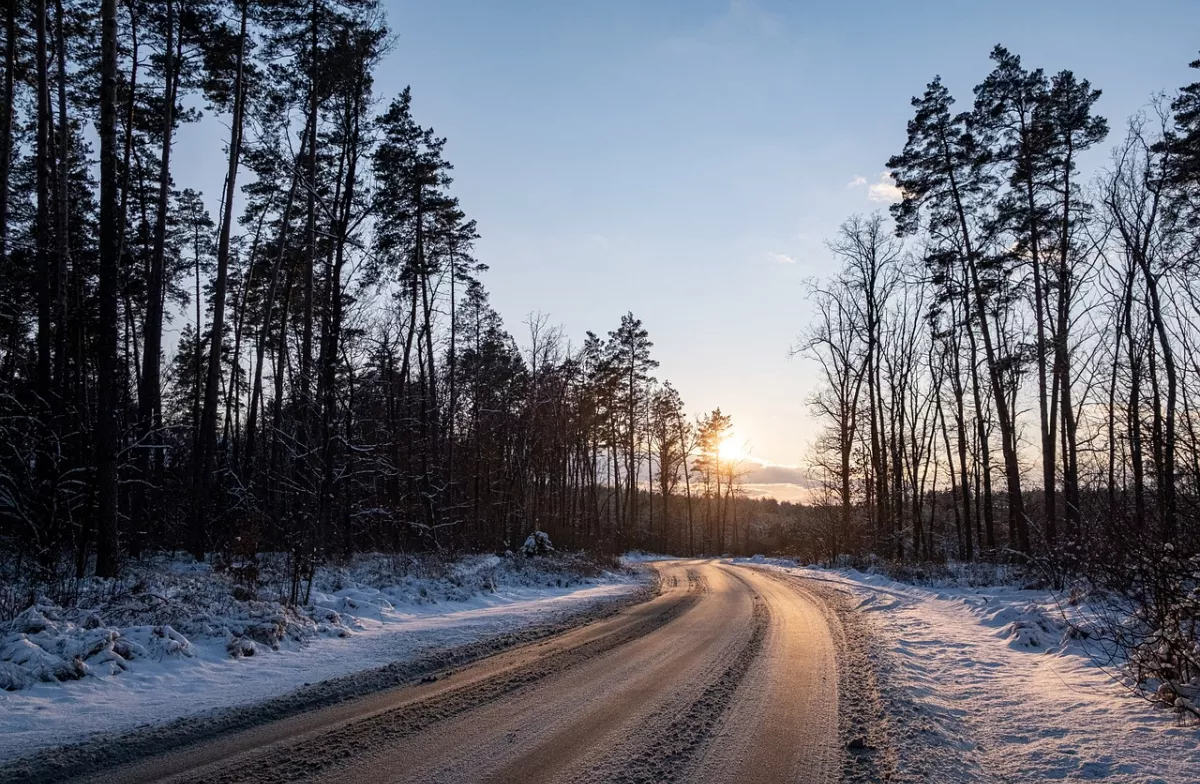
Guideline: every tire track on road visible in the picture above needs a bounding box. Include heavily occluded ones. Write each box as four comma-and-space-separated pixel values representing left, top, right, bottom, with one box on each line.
571, 595, 770, 783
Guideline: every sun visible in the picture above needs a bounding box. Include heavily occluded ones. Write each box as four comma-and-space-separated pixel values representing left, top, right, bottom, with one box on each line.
718, 432, 746, 462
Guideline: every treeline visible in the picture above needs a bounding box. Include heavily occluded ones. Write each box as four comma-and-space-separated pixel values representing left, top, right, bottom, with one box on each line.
801, 46, 1200, 569
0, 0, 751, 582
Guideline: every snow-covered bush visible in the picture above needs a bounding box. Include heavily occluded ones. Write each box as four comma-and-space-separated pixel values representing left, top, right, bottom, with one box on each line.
1067, 539, 1200, 719
521, 530, 554, 557
0, 603, 206, 691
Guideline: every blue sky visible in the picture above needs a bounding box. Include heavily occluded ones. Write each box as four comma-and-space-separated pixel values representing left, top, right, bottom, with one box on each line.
180, 0, 1198, 499
365, 0, 1198, 497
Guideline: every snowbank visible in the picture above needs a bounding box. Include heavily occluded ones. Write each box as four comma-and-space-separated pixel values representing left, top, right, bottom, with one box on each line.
730, 558, 1200, 783
0, 552, 647, 761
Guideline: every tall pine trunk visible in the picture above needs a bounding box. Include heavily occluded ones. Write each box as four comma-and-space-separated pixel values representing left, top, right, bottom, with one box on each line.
95, 0, 121, 578
34, 0, 51, 402
0, 0, 14, 269
192, 2, 248, 558
135, 0, 176, 552
944, 147, 1028, 553
245, 122, 309, 476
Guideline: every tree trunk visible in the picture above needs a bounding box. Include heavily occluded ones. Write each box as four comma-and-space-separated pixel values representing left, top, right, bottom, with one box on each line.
95, 0, 122, 578
34, 0, 51, 401
942, 136, 1028, 552
135, 0, 176, 552
51, 0, 70, 398
1017, 119, 1057, 548
0, 0, 14, 268
299, 0, 319, 443
192, 2, 248, 558
1138, 247, 1177, 540
1055, 140, 1080, 542
318, 66, 362, 552
245, 122, 309, 476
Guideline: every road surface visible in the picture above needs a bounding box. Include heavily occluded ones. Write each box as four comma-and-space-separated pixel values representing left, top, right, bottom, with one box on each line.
82, 560, 839, 783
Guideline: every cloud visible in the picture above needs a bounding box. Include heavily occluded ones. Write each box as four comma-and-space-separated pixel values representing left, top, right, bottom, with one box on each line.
742, 461, 813, 486
768, 252, 796, 265
847, 175, 867, 188
868, 172, 902, 203
721, 457, 820, 502
742, 483, 813, 503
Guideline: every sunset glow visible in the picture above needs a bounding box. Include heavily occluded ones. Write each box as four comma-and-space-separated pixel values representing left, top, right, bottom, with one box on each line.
718, 433, 747, 462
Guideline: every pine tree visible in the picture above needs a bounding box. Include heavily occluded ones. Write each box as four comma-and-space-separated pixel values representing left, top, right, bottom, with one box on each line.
888, 77, 1030, 554
608, 312, 658, 542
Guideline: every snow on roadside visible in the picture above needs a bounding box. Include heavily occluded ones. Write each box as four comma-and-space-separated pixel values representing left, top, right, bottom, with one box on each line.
620, 551, 678, 564
730, 557, 1200, 783
0, 553, 648, 762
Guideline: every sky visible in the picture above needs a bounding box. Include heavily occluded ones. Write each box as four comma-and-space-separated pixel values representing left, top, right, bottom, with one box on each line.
181, 0, 1199, 501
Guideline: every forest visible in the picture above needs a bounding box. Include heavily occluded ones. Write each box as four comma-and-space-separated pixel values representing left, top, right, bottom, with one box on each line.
4, 0, 1200, 598
791, 47, 1200, 703
0, 0, 784, 590
800, 46, 1200, 571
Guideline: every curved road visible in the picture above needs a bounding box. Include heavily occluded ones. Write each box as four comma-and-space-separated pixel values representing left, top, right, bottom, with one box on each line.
84, 561, 839, 784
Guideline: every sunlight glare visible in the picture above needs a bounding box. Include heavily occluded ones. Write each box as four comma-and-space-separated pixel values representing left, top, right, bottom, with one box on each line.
718, 433, 745, 462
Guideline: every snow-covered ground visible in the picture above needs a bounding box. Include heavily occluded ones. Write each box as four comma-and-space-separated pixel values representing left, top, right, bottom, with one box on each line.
0, 552, 647, 762
731, 557, 1200, 784
620, 550, 677, 563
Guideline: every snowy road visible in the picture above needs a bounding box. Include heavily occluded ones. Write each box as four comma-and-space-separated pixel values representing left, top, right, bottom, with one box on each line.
68, 561, 839, 784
